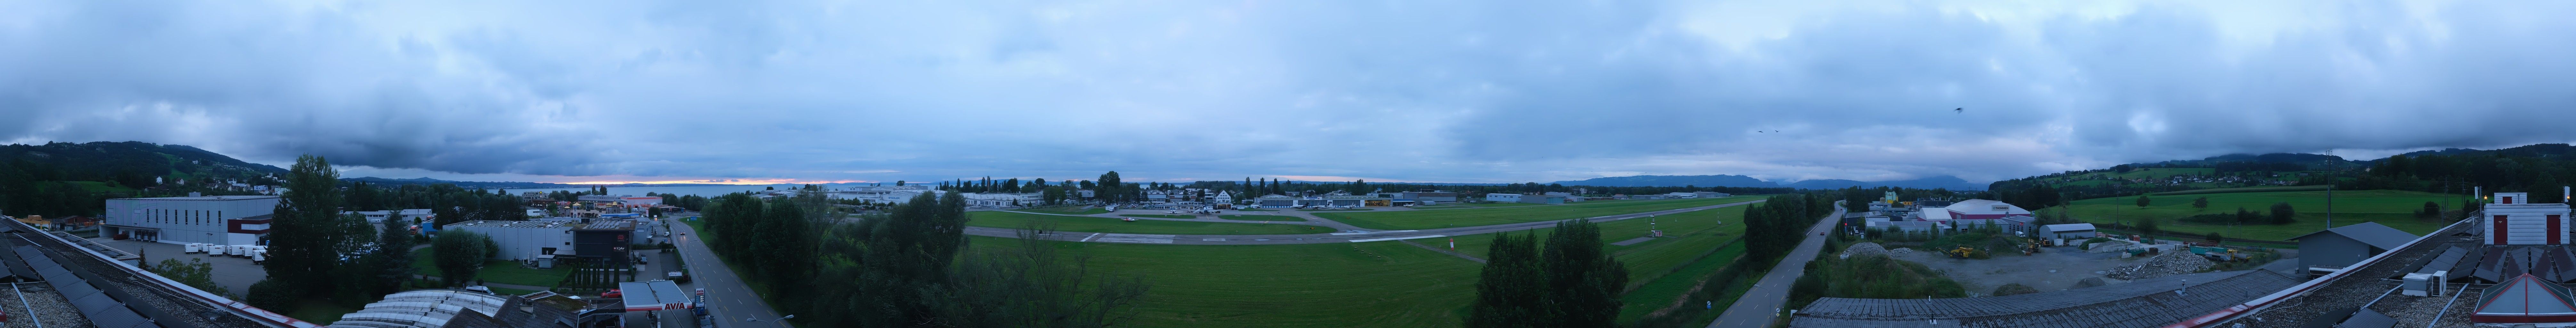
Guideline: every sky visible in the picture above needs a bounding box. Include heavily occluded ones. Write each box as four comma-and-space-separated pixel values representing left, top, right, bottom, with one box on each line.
6, 0, 2576, 185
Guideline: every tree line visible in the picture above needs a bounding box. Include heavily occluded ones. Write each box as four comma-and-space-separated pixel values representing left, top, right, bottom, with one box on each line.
1743, 194, 1830, 264
696, 185, 1150, 327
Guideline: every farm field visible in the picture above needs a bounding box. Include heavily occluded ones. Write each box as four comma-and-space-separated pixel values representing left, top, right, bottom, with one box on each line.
1218, 215, 1304, 221
965, 211, 1328, 235
1319, 195, 1765, 230
1000, 236, 1482, 328
2150, 185, 2330, 196
2055, 189, 2467, 241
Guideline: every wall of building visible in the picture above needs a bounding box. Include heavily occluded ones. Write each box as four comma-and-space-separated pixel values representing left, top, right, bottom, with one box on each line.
102, 197, 281, 245
443, 222, 572, 261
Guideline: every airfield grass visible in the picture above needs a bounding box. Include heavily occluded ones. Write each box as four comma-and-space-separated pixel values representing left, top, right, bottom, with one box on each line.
994, 236, 1483, 328
1119, 214, 1197, 219
1218, 215, 1305, 222
1449, 202, 1548, 208
2056, 189, 2466, 241
966, 211, 1327, 235
1436, 206, 1754, 322
1234, 209, 1278, 211
1026, 206, 1110, 215
1297, 208, 1374, 211
1319, 196, 1765, 230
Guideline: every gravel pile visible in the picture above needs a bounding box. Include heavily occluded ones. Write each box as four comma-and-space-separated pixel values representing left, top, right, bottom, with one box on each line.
1840, 242, 1889, 258
2106, 252, 2217, 280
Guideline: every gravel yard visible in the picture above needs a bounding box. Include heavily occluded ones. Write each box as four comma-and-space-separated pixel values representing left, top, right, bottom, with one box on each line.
1895, 245, 2146, 294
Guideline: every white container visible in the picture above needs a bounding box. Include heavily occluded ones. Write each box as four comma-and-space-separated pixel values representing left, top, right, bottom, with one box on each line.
229, 245, 252, 257
184, 243, 205, 254
206, 245, 229, 256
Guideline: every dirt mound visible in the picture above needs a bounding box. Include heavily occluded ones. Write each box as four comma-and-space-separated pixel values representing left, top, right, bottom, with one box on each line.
2106, 252, 2217, 280
2073, 277, 2107, 289
1841, 242, 1890, 258
1991, 283, 2040, 296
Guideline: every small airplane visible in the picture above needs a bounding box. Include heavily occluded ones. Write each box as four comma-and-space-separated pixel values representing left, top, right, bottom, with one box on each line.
1954, 107, 1963, 113
1120, 217, 1139, 222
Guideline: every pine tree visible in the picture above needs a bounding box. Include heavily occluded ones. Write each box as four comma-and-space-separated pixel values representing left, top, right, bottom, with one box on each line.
263, 155, 346, 298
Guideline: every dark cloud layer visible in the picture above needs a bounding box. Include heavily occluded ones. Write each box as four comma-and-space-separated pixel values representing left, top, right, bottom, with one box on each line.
4, 1, 2574, 184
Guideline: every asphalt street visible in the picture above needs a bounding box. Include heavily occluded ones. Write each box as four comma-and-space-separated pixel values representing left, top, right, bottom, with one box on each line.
1709, 202, 1845, 328
666, 214, 793, 328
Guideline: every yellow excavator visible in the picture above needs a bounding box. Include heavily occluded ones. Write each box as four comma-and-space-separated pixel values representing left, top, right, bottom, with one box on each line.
1947, 246, 1978, 258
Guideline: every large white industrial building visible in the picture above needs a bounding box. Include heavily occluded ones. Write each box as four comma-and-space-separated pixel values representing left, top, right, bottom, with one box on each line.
101, 194, 280, 245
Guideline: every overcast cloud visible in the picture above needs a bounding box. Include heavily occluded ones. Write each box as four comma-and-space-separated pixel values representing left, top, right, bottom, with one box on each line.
5, 0, 2574, 184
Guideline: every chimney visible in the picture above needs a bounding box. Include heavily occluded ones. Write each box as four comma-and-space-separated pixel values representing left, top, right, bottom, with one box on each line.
188, 192, 201, 197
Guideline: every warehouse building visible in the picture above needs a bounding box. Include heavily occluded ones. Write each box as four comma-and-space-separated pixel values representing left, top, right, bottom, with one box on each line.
101, 194, 280, 245
1399, 191, 1458, 202
440, 220, 573, 262
573, 220, 636, 267
577, 195, 664, 207
2287, 222, 2417, 273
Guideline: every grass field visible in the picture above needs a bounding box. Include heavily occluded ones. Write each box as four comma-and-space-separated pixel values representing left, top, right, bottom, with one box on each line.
1319, 196, 1765, 230
1616, 242, 1745, 322
2150, 185, 2331, 196
1235, 209, 1278, 211
2056, 189, 2467, 241
1002, 236, 1482, 327
1119, 214, 1196, 219
1026, 206, 1110, 215
1218, 215, 1304, 222
1448, 202, 1548, 208
966, 211, 1328, 235
1297, 208, 1374, 211
409, 248, 571, 287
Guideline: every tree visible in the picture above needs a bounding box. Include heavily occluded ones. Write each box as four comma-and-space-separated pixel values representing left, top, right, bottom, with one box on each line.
246, 279, 300, 311
149, 258, 229, 296
2420, 201, 2444, 220
2269, 202, 2298, 225
2136, 218, 2161, 241
1540, 218, 1628, 327
264, 155, 347, 298
2206, 232, 2224, 245
2192, 197, 2209, 209
2135, 195, 2152, 208
432, 230, 491, 287
1466, 232, 1546, 327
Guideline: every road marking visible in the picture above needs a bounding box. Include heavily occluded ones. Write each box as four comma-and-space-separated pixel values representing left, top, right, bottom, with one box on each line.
1079, 233, 1102, 242
1203, 239, 1225, 241
1328, 230, 1418, 235
1349, 234, 1446, 242
1094, 234, 1177, 243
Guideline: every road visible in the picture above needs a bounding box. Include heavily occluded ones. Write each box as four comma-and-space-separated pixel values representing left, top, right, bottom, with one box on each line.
1709, 202, 1845, 328
666, 214, 792, 327
966, 200, 1767, 245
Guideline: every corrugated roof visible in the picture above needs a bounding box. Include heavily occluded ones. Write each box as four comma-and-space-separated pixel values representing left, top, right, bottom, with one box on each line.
2286, 222, 2417, 250
2045, 223, 2096, 232
1791, 269, 2302, 328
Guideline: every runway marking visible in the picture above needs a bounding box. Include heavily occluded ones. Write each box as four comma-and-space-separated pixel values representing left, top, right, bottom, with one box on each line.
1203, 239, 1225, 241
1328, 230, 1418, 235
1094, 234, 1177, 243
1349, 234, 1446, 242
1079, 233, 1103, 242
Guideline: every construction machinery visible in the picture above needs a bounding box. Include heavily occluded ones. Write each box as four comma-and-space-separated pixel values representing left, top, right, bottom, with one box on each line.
1947, 246, 1977, 259
2022, 238, 2043, 255
2191, 246, 2252, 262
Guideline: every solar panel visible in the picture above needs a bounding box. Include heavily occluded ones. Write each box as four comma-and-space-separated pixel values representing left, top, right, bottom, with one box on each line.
71, 291, 123, 317
85, 307, 153, 328
54, 280, 101, 301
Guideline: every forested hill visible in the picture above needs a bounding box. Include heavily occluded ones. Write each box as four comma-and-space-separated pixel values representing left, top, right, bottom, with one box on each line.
1, 141, 289, 217
1981, 144, 2576, 211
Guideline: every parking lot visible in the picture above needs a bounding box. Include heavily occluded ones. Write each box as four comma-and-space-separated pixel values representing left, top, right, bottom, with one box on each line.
1893, 245, 2146, 293
105, 239, 268, 296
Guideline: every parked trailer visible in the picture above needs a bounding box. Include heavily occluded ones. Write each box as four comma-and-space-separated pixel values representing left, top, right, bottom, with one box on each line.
184, 243, 206, 254
228, 245, 252, 257
205, 245, 228, 256
251, 249, 268, 264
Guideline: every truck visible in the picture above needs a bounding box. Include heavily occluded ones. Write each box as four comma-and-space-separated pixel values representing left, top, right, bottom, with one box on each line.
669, 271, 690, 283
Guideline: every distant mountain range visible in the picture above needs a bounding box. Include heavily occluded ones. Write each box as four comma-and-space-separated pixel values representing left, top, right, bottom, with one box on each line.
340, 176, 739, 189
1545, 175, 1986, 191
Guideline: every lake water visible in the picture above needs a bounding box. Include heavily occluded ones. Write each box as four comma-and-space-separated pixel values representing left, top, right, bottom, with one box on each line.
507, 184, 812, 198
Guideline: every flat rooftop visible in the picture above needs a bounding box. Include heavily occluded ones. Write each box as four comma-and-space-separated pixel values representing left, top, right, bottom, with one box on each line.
2223, 217, 2481, 328
446, 220, 572, 229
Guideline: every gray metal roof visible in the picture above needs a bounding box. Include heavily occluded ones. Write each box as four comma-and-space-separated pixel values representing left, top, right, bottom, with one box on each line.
1790, 269, 2303, 328
2286, 222, 2417, 250
2044, 223, 2096, 232
326, 289, 509, 328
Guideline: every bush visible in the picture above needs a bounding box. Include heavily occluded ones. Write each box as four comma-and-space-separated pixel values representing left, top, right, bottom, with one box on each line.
2074, 277, 2107, 289
246, 279, 301, 311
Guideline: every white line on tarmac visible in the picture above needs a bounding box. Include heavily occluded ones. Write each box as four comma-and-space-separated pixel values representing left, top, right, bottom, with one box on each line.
1080, 233, 1102, 242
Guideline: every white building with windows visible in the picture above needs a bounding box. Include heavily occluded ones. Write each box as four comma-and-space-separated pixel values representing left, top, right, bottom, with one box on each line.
101, 194, 279, 245
1212, 191, 1235, 204
831, 185, 945, 204
961, 193, 1023, 207
1487, 193, 1524, 202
